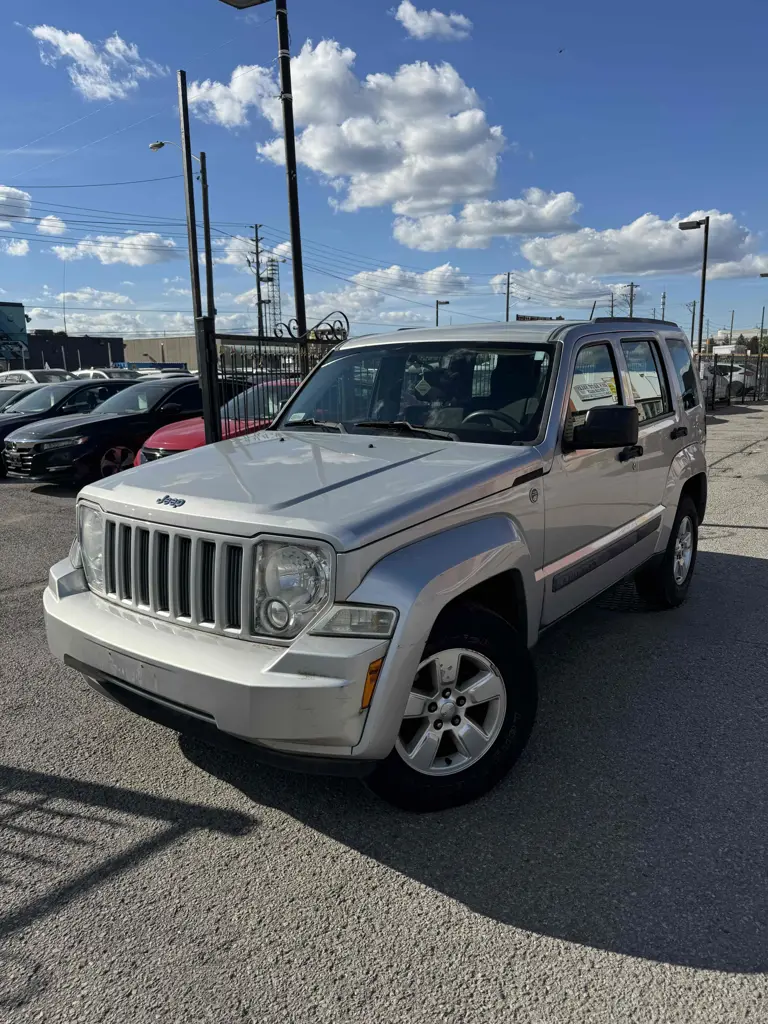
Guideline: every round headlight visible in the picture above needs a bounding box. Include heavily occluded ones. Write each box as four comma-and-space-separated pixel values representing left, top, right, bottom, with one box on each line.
79, 505, 104, 593
254, 541, 331, 638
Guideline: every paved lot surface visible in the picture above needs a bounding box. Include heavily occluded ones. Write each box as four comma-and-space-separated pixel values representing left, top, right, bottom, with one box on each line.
1, 409, 766, 1023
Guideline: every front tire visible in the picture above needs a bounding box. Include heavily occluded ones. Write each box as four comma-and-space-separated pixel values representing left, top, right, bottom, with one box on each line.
99, 446, 135, 477
366, 605, 537, 812
634, 495, 698, 609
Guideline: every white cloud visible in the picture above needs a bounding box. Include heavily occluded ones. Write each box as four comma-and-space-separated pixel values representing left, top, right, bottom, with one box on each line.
394, 189, 581, 250
708, 253, 768, 280
303, 261, 469, 323
193, 41, 504, 218
56, 287, 133, 307
188, 65, 276, 128
1, 239, 30, 256
163, 286, 192, 297
0, 185, 32, 227
120, 280, 135, 287
37, 214, 67, 235
51, 231, 178, 266
30, 25, 168, 101
394, 2, 472, 41
378, 309, 430, 323
488, 269, 650, 311
214, 234, 254, 270
27, 307, 58, 321
521, 209, 765, 279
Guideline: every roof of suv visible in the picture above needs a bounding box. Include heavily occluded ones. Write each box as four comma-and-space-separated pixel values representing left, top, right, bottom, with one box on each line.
337, 318, 683, 350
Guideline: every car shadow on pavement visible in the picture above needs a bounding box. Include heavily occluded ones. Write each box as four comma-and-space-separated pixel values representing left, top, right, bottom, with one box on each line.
0, 765, 255, 1009
181, 549, 768, 975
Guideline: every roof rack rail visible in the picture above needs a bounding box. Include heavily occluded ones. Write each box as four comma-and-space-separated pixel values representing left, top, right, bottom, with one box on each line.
592, 316, 679, 327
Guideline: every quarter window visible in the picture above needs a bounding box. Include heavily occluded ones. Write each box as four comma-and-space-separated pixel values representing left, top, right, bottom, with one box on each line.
621, 339, 671, 422
666, 338, 700, 410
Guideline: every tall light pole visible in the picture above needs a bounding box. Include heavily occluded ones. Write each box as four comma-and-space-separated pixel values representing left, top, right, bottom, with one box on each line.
177, 70, 220, 444
150, 141, 216, 320
436, 300, 449, 326
219, 0, 308, 368
679, 216, 710, 354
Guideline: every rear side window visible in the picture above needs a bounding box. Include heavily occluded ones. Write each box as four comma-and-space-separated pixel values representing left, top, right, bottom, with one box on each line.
163, 383, 202, 412
666, 337, 701, 410
621, 339, 671, 422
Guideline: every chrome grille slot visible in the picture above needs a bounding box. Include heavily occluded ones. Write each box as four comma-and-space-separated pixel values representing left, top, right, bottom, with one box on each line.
176, 537, 192, 619
155, 533, 170, 612
99, 516, 258, 640
104, 521, 116, 595
225, 545, 243, 630
118, 524, 132, 601
199, 541, 216, 625
136, 529, 150, 606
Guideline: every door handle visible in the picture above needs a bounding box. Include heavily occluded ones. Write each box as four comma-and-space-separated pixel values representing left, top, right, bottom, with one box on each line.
618, 444, 644, 462
670, 426, 688, 440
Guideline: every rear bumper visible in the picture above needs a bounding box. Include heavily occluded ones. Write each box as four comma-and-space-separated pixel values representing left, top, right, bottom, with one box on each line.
44, 557, 391, 765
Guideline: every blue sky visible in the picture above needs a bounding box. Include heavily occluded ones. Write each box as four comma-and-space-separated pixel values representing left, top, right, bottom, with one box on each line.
2, 0, 768, 343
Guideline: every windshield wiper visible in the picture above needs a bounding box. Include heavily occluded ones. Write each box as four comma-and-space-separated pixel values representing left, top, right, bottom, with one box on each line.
281, 418, 346, 433
354, 420, 457, 441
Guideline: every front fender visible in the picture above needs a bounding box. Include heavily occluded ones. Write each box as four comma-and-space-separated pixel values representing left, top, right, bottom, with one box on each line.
348, 515, 535, 760
660, 442, 708, 543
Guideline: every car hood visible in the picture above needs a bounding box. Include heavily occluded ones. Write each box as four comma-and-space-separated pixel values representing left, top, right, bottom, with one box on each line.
4, 412, 136, 441
79, 429, 541, 551
0, 410, 61, 438
143, 415, 260, 452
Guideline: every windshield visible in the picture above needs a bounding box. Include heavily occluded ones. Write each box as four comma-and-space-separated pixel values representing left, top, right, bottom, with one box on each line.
34, 370, 75, 382
103, 369, 142, 379
0, 388, 28, 411
95, 383, 169, 415
221, 380, 297, 423
6, 383, 74, 414
275, 342, 555, 445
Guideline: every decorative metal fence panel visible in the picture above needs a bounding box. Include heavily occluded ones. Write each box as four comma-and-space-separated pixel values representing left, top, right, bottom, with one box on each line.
693, 352, 768, 408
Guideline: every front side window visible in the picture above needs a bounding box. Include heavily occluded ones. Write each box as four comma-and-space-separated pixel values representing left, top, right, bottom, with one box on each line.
275, 342, 555, 445
160, 383, 202, 413
565, 343, 620, 443
665, 337, 700, 410
621, 339, 671, 422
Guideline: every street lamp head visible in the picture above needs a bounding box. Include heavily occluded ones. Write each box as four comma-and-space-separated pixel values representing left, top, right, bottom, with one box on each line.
149, 141, 166, 152
437, 300, 450, 306
218, 0, 272, 8
678, 219, 704, 231
760, 273, 768, 278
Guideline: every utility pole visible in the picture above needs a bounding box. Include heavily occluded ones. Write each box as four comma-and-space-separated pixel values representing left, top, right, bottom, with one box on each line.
686, 300, 696, 345
178, 69, 220, 445
759, 306, 765, 353
660, 290, 666, 320
610, 291, 614, 316
199, 152, 216, 319
275, 0, 307, 369
729, 309, 735, 346
629, 282, 636, 317
652, 308, 656, 319
253, 225, 265, 338
505, 271, 511, 322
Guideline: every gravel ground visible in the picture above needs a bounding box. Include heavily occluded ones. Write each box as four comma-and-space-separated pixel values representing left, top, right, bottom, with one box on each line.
0, 408, 766, 1023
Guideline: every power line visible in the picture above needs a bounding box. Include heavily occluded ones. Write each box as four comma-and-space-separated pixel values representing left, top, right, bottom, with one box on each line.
10, 175, 184, 189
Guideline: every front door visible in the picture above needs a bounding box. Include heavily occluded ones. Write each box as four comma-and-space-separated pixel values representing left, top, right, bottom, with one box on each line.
540, 339, 646, 625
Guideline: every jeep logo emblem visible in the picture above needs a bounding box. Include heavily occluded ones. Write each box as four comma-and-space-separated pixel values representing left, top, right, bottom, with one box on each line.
156, 495, 186, 508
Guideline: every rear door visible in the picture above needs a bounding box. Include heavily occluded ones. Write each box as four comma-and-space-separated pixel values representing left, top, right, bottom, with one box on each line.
618, 336, 677, 515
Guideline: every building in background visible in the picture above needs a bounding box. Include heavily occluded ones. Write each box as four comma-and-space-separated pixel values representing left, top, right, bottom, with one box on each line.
0, 302, 29, 363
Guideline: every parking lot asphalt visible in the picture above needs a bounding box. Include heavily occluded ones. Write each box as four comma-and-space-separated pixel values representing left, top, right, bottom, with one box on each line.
0, 407, 766, 1024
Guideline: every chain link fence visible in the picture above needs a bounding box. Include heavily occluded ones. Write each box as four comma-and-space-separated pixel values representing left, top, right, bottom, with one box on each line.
693, 352, 768, 409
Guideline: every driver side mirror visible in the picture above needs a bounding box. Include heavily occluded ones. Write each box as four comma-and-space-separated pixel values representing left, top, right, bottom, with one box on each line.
161, 402, 182, 414
571, 405, 638, 449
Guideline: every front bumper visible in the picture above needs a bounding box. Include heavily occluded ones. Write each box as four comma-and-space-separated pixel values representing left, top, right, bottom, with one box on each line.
4, 444, 92, 481
44, 557, 390, 766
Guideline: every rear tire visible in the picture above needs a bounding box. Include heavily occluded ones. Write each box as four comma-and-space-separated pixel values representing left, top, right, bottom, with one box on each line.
366, 605, 537, 812
635, 495, 698, 609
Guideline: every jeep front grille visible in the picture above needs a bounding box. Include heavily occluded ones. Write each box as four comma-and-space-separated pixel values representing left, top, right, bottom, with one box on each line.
102, 517, 251, 638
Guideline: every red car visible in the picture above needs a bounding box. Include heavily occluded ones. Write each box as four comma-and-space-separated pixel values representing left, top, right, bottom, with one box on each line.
135, 378, 300, 465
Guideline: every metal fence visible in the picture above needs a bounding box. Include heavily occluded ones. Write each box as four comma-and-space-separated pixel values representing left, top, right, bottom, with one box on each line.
693, 352, 768, 409
216, 337, 336, 435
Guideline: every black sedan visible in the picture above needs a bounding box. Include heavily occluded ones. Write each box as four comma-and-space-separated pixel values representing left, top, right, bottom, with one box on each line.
3, 377, 209, 482
0, 379, 135, 477
0, 383, 46, 412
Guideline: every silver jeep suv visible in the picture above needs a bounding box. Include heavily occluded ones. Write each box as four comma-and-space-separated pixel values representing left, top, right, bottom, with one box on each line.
44, 319, 707, 810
